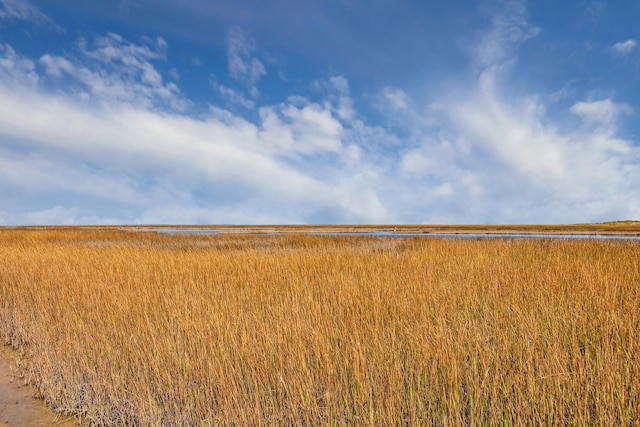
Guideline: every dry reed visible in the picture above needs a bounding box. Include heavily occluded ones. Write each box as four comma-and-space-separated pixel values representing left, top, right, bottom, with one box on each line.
0, 228, 638, 425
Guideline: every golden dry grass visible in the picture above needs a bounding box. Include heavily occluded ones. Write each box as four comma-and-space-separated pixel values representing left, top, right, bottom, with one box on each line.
0, 228, 639, 425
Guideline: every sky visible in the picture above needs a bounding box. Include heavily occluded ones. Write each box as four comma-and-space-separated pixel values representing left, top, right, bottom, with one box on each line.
0, 0, 639, 225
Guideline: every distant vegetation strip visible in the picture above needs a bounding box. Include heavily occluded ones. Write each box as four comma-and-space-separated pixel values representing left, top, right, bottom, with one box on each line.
0, 229, 638, 425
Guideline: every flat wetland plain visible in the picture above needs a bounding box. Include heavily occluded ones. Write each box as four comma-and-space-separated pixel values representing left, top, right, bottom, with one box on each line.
1, 224, 639, 425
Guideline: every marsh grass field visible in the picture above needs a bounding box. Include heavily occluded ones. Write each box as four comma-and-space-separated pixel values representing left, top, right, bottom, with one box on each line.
0, 226, 639, 425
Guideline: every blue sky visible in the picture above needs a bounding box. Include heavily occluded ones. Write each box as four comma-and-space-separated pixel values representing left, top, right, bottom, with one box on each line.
0, 0, 638, 224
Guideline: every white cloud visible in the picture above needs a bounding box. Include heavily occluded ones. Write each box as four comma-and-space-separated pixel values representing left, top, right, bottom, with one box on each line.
328, 76, 355, 121
210, 75, 256, 109
38, 34, 185, 111
570, 99, 632, 127
39, 54, 74, 77
0, 43, 390, 224
474, 0, 540, 67
311, 76, 355, 121
0, 43, 39, 85
611, 39, 636, 57
546, 83, 576, 104
258, 100, 344, 156
226, 27, 266, 96
398, 87, 640, 223
80, 33, 164, 64
391, 1, 640, 224
382, 87, 409, 110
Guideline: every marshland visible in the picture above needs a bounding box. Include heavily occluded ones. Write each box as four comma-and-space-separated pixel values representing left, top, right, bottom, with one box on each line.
0, 226, 639, 425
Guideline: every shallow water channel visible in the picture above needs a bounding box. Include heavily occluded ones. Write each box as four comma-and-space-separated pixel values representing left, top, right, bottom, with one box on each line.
0, 346, 78, 426
156, 229, 640, 240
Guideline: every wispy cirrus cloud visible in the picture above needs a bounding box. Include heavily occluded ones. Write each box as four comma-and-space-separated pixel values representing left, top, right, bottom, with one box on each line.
226, 27, 266, 98
473, 0, 540, 68
0, 0, 44, 21
382, 87, 409, 110
209, 74, 256, 109
0, 0, 62, 30
393, 0, 640, 223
